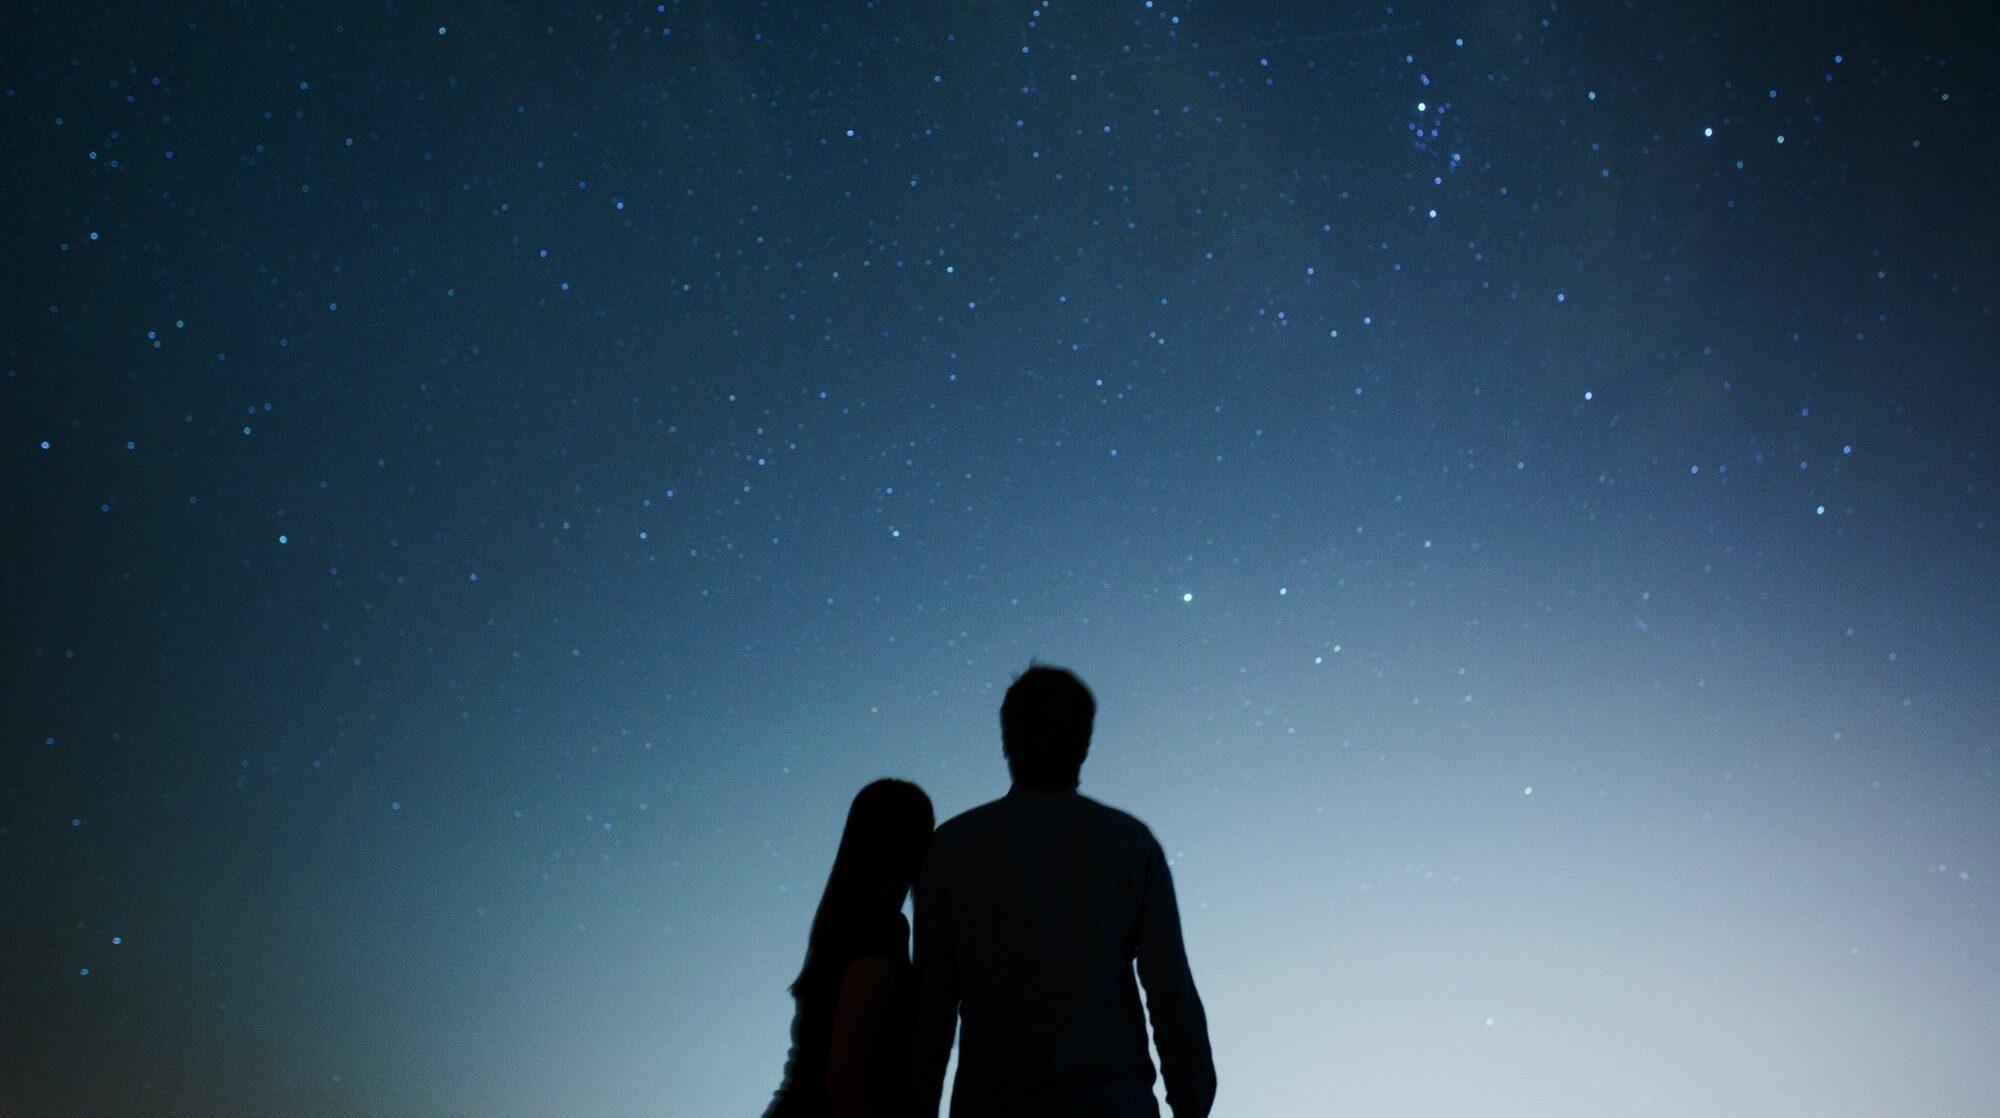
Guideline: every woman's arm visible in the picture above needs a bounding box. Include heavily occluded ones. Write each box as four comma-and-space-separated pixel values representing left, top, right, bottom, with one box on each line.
826, 954, 898, 1118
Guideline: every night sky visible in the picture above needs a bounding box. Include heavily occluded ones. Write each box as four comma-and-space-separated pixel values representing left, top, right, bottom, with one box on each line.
5, 2, 1996, 1115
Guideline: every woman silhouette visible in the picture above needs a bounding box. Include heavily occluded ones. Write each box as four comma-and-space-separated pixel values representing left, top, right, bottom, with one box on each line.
765, 779, 934, 1118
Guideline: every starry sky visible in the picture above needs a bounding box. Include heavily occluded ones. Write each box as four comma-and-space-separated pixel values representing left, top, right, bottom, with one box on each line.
5, 2, 1996, 1115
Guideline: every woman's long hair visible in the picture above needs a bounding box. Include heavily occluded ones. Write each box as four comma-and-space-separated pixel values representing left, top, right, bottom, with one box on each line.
789, 779, 934, 997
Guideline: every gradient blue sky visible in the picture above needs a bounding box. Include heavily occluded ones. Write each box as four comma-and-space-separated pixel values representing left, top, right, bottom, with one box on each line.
5, 2, 1995, 1115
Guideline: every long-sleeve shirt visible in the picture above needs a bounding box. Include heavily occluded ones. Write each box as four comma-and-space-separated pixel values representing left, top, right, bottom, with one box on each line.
911, 787, 1216, 1118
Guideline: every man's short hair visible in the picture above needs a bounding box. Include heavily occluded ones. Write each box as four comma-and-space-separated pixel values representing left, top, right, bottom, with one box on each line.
1000, 664, 1096, 787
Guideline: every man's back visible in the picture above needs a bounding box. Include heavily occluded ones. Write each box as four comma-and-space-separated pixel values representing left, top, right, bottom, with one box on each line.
911, 787, 1215, 1118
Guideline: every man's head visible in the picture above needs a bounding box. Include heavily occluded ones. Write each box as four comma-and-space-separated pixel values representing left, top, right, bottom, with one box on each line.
999, 664, 1096, 788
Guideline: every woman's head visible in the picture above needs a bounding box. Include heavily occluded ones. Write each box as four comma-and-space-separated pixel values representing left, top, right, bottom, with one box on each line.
835, 778, 935, 893
791, 779, 934, 995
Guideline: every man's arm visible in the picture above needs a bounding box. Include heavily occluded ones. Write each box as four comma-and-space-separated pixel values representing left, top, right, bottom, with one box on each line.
909, 849, 959, 1118
1134, 837, 1216, 1118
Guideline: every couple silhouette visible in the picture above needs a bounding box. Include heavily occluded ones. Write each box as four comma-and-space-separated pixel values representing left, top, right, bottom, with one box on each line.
764, 666, 1218, 1118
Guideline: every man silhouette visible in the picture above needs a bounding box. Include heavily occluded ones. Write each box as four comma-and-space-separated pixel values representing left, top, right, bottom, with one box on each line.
911, 665, 1216, 1118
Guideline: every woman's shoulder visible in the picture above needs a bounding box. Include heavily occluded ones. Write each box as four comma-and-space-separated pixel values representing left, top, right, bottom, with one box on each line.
827, 912, 906, 975
863, 910, 910, 960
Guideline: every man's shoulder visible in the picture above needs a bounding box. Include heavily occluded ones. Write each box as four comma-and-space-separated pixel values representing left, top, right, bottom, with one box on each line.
1074, 792, 1157, 838
938, 794, 1003, 827
931, 795, 1009, 845
935, 790, 1160, 845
